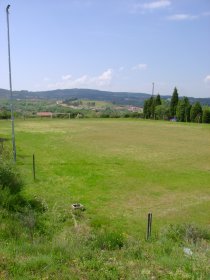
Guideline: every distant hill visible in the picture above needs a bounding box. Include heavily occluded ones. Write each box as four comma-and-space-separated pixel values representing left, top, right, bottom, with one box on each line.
1, 88, 210, 106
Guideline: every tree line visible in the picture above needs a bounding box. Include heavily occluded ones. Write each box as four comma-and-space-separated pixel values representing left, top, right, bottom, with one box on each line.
143, 87, 210, 123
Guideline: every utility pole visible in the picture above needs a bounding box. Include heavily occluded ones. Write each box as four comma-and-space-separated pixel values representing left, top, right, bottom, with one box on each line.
152, 82, 154, 96
6, 5, 16, 162
152, 82, 155, 119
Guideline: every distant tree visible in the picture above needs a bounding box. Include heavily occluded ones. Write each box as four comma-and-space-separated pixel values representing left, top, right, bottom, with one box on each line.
176, 97, 191, 122
143, 99, 150, 119
150, 96, 156, 119
153, 94, 161, 119
170, 87, 179, 118
155, 104, 170, 120
202, 108, 210, 123
185, 103, 192, 122
0, 110, 10, 119
190, 102, 203, 123
144, 94, 163, 119
155, 94, 161, 106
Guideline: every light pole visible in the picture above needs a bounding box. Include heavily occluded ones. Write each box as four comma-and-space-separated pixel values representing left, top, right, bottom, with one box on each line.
152, 82, 155, 119
6, 4, 16, 162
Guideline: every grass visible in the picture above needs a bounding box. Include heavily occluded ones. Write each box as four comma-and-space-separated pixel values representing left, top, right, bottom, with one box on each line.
0, 118, 210, 279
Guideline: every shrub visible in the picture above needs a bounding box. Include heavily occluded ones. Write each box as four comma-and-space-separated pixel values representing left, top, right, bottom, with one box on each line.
93, 230, 124, 250
0, 110, 10, 119
28, 197, 48, 213
161, 224, 210, 244
0, 189, 26, 211
0, 162, 48, 214
0, 162, 23, 194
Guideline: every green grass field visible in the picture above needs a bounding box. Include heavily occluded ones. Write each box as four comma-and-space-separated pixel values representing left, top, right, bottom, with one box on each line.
0, 118, 210, 279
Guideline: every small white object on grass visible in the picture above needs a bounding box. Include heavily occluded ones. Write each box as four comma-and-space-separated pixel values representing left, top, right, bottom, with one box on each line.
183, 247, 193, 256
71, 203, 85, 210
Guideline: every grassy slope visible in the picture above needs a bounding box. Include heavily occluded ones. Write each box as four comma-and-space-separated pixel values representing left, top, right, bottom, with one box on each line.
14, 119, 210, 230
0, 119, 210, 279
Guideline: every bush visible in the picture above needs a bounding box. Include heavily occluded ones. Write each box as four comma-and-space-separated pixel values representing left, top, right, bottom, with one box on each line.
0, 162, 48, 214
28, 197, 48, 213
0, 110, 10, 119
93, 230, 124, 250
161, 224, 210, 244
0, 188, 26, 211
0, 162, 23, 194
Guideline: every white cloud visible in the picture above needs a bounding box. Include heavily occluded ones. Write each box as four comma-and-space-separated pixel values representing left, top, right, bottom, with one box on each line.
132, 0, 171, 12
97, 69, 113, 85
132, 63, 147, 70
167, 14, 198, 21
167, 11, 210, 21
62, 74, 72, 80
74, 75, 89, 85
142, 0, 171, 10
204, 75, 210, 83
47, 69, 113, 90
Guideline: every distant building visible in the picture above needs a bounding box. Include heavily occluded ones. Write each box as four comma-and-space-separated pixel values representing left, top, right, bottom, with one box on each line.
37, 112, 53, 118
128, 106, 143, 112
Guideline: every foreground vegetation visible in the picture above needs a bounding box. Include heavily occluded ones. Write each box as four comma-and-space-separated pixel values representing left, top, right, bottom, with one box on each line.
0, 119, 210, 279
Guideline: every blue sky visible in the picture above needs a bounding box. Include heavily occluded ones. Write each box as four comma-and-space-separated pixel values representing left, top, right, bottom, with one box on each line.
0, 0, 210, 97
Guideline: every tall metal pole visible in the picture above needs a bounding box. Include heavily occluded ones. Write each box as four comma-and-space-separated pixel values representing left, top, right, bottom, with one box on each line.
6, 5, 16, 162
152, 82, 155, 119
152, 82, 154, 96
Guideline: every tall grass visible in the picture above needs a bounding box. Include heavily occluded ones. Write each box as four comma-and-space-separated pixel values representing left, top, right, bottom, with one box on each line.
0, 119, 209, 279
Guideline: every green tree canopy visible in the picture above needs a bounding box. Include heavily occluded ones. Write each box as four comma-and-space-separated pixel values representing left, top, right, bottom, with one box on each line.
143, 96, 156, 119
144, 94, 163, 119
202, 108, 210, 123
176, 97, 191, 122
155, 104, 170, 120
155, 94, 161, 106
170, 87, 179, 118
143, 99, 150, 119
190, 102, 203, 123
